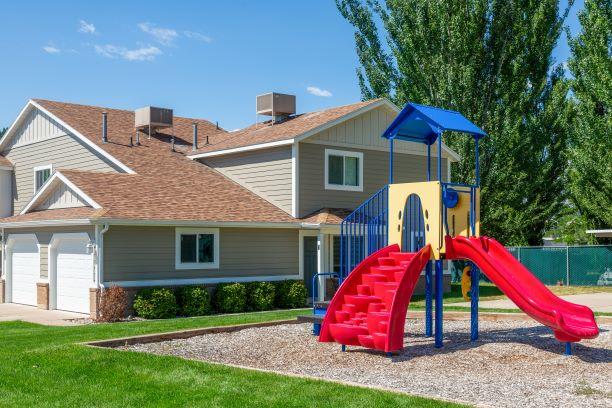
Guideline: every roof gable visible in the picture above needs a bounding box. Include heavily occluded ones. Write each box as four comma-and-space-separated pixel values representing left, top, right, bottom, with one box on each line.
21, 171, 101, 215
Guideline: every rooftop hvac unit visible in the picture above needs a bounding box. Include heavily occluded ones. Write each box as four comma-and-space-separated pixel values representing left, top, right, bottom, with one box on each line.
135, 106, 174, 131
256, 93, 296, 117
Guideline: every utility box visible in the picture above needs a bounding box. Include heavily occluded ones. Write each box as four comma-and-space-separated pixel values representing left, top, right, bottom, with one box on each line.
256, 93, 296, 117
135, 106, 173, 130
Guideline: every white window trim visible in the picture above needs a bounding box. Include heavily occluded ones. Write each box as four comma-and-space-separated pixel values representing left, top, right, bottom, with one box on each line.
324, 148, 364, 192
175, 227, 220, 270
33, 164, 53, 194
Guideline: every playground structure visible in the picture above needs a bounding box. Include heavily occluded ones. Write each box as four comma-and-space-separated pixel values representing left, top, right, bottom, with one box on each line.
318, 102, 600, 355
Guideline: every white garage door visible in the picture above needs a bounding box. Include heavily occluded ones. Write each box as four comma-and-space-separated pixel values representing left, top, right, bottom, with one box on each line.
10, 235, 40, 306
55, 235, 93, 314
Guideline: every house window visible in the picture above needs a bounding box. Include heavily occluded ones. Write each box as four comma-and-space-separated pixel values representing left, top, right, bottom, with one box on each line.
325, 149, 363, 191
33, 165, 52, 193
175, 228, 219, 269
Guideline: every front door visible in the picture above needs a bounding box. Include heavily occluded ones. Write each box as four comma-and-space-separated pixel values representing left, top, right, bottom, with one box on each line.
303, 236, 318, 298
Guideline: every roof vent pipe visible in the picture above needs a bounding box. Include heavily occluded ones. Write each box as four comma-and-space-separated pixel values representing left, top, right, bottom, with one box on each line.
102, 112, 108, 144
192, 122, 198, 151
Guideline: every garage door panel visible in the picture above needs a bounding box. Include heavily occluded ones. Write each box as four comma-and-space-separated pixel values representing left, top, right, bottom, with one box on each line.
10, 237, 40, 306
55, 236, 93, 314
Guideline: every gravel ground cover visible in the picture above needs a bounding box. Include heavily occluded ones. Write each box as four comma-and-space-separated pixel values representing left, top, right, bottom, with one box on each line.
123, 320, 611, 408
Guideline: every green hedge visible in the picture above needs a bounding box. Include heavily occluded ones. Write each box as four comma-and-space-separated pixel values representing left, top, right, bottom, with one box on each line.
133, 288, 178, 319
131, 279, 307, 319
246, 282, 276, 311
213, 283, 247, 313
274, 280, 307, 309
176, 286, 211, 317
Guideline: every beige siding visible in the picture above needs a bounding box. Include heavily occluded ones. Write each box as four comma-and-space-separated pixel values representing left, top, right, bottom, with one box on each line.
5, 108, 68, 149
4, 134, 120, 214
299, 142, 448, 217
202, 147, 293, 214
103, 226, 299, 282
308, 104, 451, 158
38, 183, 88, 210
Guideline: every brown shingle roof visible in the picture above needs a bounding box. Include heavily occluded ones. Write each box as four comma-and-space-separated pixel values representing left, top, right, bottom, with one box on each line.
300, 208, 353, 225
0, 207, 102, 223
3, 100, 298, 224
1, 99, 383, 225
190, 99, 384, 155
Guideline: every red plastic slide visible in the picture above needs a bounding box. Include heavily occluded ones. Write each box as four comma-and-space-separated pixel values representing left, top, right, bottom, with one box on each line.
319, 244, 431, 352
445, 236, 599, 342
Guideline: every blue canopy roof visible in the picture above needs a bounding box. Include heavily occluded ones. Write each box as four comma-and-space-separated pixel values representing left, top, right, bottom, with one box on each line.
382, 102, 487, 145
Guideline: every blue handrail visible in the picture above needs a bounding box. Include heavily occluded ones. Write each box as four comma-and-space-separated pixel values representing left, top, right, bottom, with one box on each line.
311, 272, 339, 313
340, 185, 389, 281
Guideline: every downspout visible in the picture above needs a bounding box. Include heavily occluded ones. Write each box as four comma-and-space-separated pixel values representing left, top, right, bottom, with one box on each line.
97, 224, 110, 289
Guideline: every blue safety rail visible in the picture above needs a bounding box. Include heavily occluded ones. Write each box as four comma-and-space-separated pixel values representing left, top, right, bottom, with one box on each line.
403, 194, 426, 252
311, 272, 339, 306
340, 185, 389, 281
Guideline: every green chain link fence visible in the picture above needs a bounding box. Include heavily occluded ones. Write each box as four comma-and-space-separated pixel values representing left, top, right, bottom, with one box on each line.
506, 245, 612, 286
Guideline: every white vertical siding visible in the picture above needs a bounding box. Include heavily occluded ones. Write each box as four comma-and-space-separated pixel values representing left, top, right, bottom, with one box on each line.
38, 183, 88, 210
6, 108, 68, 149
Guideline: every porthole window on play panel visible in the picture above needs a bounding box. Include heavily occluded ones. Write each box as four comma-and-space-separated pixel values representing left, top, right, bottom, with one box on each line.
325, 149, 363, 192
175, 228, 219, 269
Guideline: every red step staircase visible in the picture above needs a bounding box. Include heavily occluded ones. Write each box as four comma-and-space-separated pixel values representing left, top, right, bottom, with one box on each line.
319, 244, 432, 352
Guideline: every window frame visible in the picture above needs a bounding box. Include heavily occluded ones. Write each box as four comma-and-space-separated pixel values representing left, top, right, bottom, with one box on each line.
175, 228, 220, 270
324, 148, 364, 192
33, 164, 53, 193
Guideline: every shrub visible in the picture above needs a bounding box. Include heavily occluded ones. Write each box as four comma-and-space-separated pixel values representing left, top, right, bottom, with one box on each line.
133, 288, 178, 319
246, 281, 276, 311
213, 283, 247, 313
176, 286, 211, 317
286, 280, 308, 308
275, 280, 307, 309
97, 286, 128, 322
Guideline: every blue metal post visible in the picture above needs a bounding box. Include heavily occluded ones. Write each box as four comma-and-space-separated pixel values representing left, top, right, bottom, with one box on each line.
437, 132, 442, 181
470, 263, 479, 341
389, 138, 394, 184
435, 259, 443, 348
342, 344, 346, 352
474, 138, 480, 186
425, 261, 433, 337
564, 342, 572, 356
427, 143, 431, 181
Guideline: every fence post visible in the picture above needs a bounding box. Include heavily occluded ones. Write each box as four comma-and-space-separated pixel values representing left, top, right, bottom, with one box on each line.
566, 246, 570, 286
517, 247, 521, 263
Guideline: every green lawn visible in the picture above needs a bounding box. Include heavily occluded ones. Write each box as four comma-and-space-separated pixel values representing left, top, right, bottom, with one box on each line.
0, 309, 466, 408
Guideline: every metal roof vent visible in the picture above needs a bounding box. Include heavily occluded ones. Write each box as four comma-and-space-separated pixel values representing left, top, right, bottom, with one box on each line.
135, 106, 173, 138
256, 92, 296, 123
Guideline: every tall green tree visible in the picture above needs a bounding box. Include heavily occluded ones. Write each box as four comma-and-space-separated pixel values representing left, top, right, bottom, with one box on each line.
567, 0, 611, 233
337, 0, 573, 245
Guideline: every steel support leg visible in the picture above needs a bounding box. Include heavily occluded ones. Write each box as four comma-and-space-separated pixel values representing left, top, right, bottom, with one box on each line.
470, 263, 479, 341
425, 261, 433, 337
435, 260, 443, 348
564, 342, 572, 356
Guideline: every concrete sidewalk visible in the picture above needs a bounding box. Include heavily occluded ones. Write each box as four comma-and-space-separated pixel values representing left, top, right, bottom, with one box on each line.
0, 304, 89, 326
455, 292, 612, 313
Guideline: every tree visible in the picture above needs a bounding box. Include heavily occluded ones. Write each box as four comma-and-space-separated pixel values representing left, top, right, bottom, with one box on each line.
567, 0, 611, 233
337, 0, 573, 245
0, 127, 6, 140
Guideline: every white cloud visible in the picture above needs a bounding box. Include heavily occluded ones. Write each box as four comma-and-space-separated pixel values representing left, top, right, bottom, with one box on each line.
78, 20, 96, 34
138, 22, 178, 46
307, 86, 333, 97
95, 44, 162, 61
183, 31, 213, 43
43, 45, 61, 54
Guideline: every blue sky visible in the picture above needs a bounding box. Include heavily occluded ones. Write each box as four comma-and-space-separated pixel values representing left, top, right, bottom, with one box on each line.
0, 0, 584, 131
